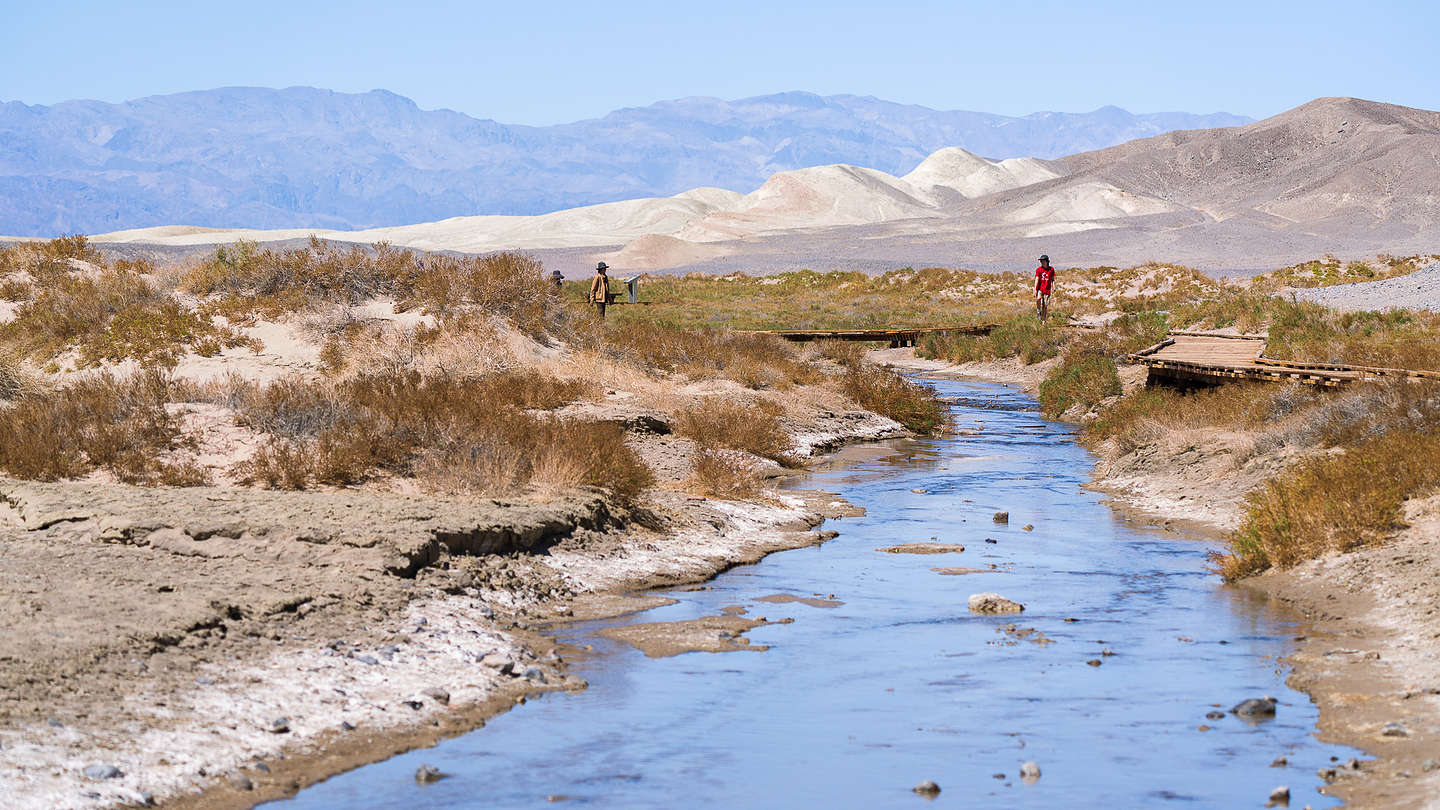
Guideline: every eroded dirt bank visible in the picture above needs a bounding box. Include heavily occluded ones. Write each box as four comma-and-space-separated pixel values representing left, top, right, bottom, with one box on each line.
0, 422, 874, 810
876, 348, 1440, 808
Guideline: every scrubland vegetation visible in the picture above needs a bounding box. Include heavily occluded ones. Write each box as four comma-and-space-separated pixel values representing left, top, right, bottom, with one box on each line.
4, 237, 1438, 579
0, 236, 945, 507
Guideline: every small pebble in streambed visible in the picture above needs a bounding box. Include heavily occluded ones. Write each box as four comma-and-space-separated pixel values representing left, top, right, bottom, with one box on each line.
421, 686, 450, 705
1086, 659, 1102, 667
1022, 524, 1034, 531
912, 779, 941, 796
415, 764, 448, 784
1270, 756, 1287, 767
1206, 711, 1225, 720
1381, 721, 1408, 737
993, 511, 1009, 523
968, 593, 1024, 614
1020, 761, 1041, 783
265, 717, 290, 734
1423, 759, 1439, 772
1231, 697, 1277, 718
1268, 785, 1290, 804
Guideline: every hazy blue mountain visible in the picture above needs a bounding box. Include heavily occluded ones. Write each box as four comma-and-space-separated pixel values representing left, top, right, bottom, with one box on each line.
0, 87, 1251, 236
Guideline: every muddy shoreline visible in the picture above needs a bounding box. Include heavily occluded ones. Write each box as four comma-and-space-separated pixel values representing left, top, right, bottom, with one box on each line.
877, 349, 1440, 808
0, 439, 872, 810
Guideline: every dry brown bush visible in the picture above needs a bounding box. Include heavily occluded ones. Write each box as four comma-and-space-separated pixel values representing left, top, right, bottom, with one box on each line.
0, 370, 209, 485
601, 321, 820, 389
672, 398, 795, 463
0, 257, 243, 366
230, 370, 644, 501
183, 239, 561, 335
840, 362, 947, 435
1217, 428, 1440, 580
686, 449, 767, 499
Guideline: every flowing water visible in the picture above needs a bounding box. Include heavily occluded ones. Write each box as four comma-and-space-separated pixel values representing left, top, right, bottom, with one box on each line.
274, 379, 1351, 808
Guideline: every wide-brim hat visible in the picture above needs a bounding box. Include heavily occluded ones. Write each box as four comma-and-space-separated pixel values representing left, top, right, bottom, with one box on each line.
596, 261, 609, 271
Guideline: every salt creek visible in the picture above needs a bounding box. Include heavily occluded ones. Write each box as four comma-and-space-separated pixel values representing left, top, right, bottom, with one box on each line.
270, 378, 1353, 808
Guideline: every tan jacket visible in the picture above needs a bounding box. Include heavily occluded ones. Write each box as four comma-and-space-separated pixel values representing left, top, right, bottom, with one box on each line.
589, 273, 610, 303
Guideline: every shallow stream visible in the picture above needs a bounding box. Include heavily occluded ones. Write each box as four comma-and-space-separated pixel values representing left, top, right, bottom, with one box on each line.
275, 379, 1351, 808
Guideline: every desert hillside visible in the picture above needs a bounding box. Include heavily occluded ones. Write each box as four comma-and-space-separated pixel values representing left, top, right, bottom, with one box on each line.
67, 97, 1440, 275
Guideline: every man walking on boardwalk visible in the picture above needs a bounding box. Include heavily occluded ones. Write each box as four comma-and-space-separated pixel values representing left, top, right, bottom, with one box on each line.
589, 262, 612, 319
1034, 255, 1055, 323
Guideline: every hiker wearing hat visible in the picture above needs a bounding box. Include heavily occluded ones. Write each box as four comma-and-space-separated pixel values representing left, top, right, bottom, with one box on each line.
550, 269, 564, 291
589, 262, 612, 318
1034, 255, 1055, 323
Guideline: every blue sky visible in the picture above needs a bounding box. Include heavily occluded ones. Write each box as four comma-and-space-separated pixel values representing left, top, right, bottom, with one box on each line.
4, 0, 1435, 123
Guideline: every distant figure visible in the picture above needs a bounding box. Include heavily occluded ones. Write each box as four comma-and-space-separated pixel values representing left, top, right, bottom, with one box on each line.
550, 269, 564, 290
589, 262, 612, 318
1034, 255, 1055, 323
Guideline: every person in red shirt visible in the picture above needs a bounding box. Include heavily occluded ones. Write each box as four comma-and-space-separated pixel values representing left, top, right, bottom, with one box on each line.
1034, 255, 1055, 322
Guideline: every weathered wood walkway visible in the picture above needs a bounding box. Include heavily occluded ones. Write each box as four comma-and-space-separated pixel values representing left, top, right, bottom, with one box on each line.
758, 324, 995, 348
1126, 331, 1440, 387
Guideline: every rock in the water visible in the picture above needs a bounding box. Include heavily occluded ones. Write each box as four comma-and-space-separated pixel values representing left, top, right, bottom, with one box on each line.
992, 511, 1009, 523
1268, 785, 1289, 803
1231, 697, 1277, 717
1381, 722, 1408, 737
227, 772, 254, 791
421, 687, 451, 706
1270, 756, 1287, 767
415, 764, 447, 784
1022, 524, 1034, 531
266, 717, 290, 734
522, 666, 547, 683
1206, 711, 1225, 720
83, 764, 122, 780
1085, 659, 1102, 667
912, 779, 941, 796
969, 593, 1024, 614
1020, 761, 1041, 782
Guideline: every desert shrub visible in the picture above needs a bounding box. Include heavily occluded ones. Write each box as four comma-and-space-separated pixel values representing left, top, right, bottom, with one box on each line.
232, 370, 645, 501
0, 355, 30, 400
687, 449, 767, 500
919, 315, 1064, 365
0, 264, 242, 366
1038, 348, 1120, 417
810, 339, 867, 366
841, 362, 947, 435
672, 398, 795, 463
0, 370, 209, 485
1217, 429, 1440, 580
38, 234, 101, 263
185, 240, 560, 334
602, 321, 819, 389
1265, 304, 1440, 370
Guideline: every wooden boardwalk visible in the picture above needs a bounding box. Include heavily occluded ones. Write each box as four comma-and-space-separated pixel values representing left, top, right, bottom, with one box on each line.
1126, 331, 1440, 387
759, 324, 995, 348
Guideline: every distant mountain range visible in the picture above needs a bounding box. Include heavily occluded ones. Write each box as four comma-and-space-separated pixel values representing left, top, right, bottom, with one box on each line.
88, 97, 1438, 275
0, 87, 1251, 236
